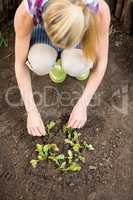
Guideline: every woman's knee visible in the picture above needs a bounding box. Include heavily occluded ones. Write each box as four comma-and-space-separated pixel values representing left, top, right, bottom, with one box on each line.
26, 43, 58, 76
61, 48, 93, 77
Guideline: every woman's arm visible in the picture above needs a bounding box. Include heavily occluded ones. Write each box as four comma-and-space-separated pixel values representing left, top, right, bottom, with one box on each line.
14, 1, 46, 136
14, 1, 35, 113
68, 1, 110, 128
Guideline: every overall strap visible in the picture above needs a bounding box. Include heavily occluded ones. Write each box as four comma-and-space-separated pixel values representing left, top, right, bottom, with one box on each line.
84, 0, 99, 13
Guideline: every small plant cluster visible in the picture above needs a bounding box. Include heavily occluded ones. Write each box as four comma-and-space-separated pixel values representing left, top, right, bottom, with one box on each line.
30, 121, 94, 172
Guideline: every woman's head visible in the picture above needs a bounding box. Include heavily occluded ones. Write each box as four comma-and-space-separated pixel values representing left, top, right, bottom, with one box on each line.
42, 0, 98, 61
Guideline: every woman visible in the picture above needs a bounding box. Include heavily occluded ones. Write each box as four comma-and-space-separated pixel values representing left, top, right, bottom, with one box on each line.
14, 0, 110, 136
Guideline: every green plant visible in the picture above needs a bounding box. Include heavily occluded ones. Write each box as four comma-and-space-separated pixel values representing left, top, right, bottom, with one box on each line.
83, 141, 95, 151
48, 154, 65, 166
47, 121, 56, 134
67, 150, 73, 164
30, 159, 39, 168
63, 162, 81, 172
30, 122, 95, 172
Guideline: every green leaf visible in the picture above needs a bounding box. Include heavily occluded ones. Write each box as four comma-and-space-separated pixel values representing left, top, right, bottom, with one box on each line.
30, 159, 39, 168
59, 161, 66, 169
72, 131, 79, 142
56, 154, 65, 160
35, 144, 43, 152
78, 155, 85, 163
68, 150, 73, 158
64, 139, 74, 146
48, 156, 59, 166
48, 154, 65, 166
73, 143, 81, 152
67, 150, 73, 164
66, 162, 81, 172
36, 144, 45, 157
68, 131, 72, 140
68, 127, 75, 139
63, 124, 68, 133
43, 144, 49, 156
37, 155, 45, 161
48, 144, 59, 152
43, 144, 59, 157
38, 151, 45, 157
83, 142, 94, 151
47, 121, 56, 133
63, 125, 76, 139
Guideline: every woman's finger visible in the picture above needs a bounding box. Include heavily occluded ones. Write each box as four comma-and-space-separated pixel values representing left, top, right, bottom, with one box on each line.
68, 117, 75, 128
72, 120, 79, 129
37, 127, 44, 137
80, 120, 86, 128
28, 128, 34, 136
28, 128, 32, 135
68, 114, 73, 126
31, 127, 38, 136
34, 127, 42, 137
77, 120, 84, 129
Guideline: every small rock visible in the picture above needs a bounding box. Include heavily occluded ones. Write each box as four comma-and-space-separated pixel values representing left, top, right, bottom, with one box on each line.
89, 165, 97, 170
102, 141, 107, 146
19, 196, 24, 200
69, 182, 74, 187
99, 163, 103, 167
58, 177, 62, 182
96, 128, 99, 132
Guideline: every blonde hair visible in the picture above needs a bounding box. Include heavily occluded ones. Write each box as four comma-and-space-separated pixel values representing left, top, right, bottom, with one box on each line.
42, 0, 98, 61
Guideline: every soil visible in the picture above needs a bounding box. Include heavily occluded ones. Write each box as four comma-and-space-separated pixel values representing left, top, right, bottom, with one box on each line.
0, 20, 133, 200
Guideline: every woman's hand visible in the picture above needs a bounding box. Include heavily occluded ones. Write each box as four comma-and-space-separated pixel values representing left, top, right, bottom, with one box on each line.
27, 111, 46, 136
68, 97, 87, 129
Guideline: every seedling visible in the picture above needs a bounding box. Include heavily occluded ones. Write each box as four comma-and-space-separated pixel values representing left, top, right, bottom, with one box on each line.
47, 121, 56, 134
30, 122, 95, 173
67, 150, 73, 164
30, 159, 39, 168
64, 162, 81, 172
83, 142, 95, 151
59, 161, 67, 170
48, 154, 65, 166
78, 155, 85, 163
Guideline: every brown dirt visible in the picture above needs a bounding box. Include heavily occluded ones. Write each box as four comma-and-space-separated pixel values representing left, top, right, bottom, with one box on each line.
0, 21, 133, 200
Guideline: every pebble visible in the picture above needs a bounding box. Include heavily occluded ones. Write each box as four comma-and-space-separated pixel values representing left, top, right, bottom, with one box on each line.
89, 165, 97, 170
19, 196, 24, 200
99, 163, 103, 167
58, 177, 62, 182
102, 141, 107, 146
96, 128, 99, 132
69, 182, 74, 187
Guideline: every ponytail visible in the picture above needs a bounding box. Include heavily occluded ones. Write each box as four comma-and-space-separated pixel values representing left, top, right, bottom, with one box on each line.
70, 0, 98, 61
81, 8, 98, 61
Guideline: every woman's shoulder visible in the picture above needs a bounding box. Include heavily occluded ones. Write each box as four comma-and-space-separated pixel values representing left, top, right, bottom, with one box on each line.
97, 0, 110, 30
14, 2, 33, 36
23, 0, 48, 24
98, 0, 110, 18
